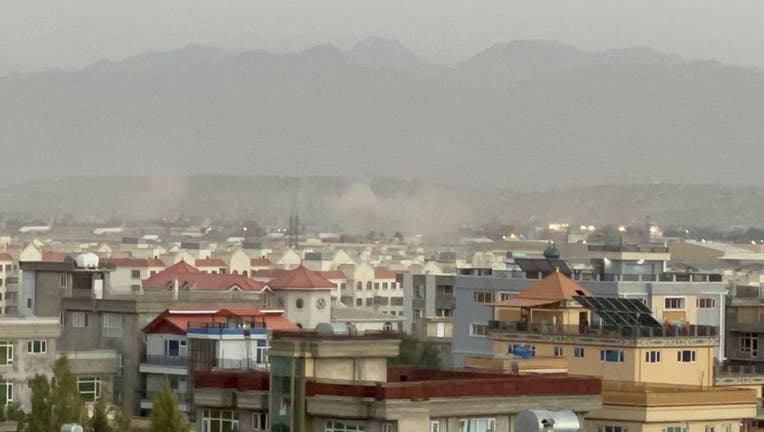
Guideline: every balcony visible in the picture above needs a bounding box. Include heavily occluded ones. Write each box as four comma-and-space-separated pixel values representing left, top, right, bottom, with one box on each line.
139, 354, 188, 375
487, 320, 718, 339
139, 389, 190, 411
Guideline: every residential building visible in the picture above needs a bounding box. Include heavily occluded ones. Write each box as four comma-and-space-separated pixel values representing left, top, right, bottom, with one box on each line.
192, 329, 601, 432
463, 271, 758, 432
452, 246, 727, 367
139, 307, 296, 416
268, 265, 333, 329
0, 253, 18, 315
0, 317, 60, 411
340, 263, 403, 317
105, 258, 165, 294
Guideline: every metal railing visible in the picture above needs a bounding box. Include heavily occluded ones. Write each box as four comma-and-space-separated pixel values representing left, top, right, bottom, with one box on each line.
487, 320, 718, 338
141, 354, 189, 367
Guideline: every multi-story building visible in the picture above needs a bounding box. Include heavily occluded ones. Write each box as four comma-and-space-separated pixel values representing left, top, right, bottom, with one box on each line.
401, 272, 455, 366
339, 263, 403, 316
105, 258, 165, 294
192, 328, 602, 432
463, 271, 758, 432
139, 307, 296, 416
0, 317, 60, 411
0, 253, 18, 315
268, 265, 334, 329
452, 245, 727, 367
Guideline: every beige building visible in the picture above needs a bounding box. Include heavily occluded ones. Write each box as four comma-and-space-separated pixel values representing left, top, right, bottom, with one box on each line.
464, 271, 758, 432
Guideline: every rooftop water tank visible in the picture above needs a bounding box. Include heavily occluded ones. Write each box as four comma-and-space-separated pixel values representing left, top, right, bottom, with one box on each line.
316, 322, 350, 336
515, 410, 580, 432
74, 252, 99, 268
61, 424, 84, 432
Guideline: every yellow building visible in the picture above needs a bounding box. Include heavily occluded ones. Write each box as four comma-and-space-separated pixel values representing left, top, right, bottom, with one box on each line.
465, 271, 758, 432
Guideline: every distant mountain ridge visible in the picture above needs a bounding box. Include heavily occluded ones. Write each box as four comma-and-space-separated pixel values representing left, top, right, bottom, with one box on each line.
1, 38, 763, 192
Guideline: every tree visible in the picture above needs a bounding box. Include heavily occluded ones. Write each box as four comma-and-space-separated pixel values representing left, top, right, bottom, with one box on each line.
391, 334, 418, 365
89, 392, 110, 432
49, 356, 85, 429
417, 341, 442, 370
391, 335, 442, 369
149, 379, 188, 432
24, 375, 51, 432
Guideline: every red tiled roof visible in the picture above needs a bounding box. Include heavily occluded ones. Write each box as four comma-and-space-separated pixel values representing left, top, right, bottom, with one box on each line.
250, 258, 271, 266
320, 270, 347, 280
108, 258, 165, 268
143, 307, 297, 334
143, 272, 265, 292
164, 260, 201, 274
0, 253, 13, 262
196, 258, 227, 267
41, 251, 67, 262
374, 268, 398, 279
267, 265, 335, 290
252, 268, 288, 279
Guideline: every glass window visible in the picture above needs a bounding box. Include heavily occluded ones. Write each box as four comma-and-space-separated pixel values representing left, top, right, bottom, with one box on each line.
574, 347, 585, 358
697, 298, 716, 308
325, 420, 366, 432
600, 349, 624, 363
202, 409, 239, 432
78, 377, 101, 402
0, 341, 13, 365
599, 427, 628, 432
26, 340, 47, 354
252, 412, 268, 431
2, 379, 12, 405
70, 311, 88, 328
645, 350, 661, 363
473, 292, 495, 304
553, 346, 564, 357
470, 323, 488, 337
741, 333, 759, 357
664, 297, 685, 310
430, 421, 441, 432
459, 418, 495, 432
295, 298, 304, 309
102, 313, 123, 338
131, 269, 141, 279
677, 350, 696, 362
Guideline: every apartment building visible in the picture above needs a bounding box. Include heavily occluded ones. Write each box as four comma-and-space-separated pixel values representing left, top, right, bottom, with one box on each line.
463, 271, 757, 432
139, 307, 296, 416
0, 253, 18, 315
192, 329, 601, 432
339, 263, 403, 316
0, 317, 60, 411
452, 245, 727, 367
105, 258, 165, 294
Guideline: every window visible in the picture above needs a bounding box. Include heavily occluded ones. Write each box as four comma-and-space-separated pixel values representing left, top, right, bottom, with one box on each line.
383, 322, 394, 331
509, 344, 535, 357
664, 297, 685, 310
436, 308, 452, 317
365, 298, 372, 307
374, 283, 380, 290
70, 311, 88, 328
2, 379, 12, 406
382, 423, 395, 432
498, 292, 514, 301
430, 421, 441, 432
574, 347, 585, 358
459, 418, 495, 432
414, 309, 423, 318
705, 426, 715, 432
201, 409, 238, 432
252, 412, 268, 431
677, 350, 696, 362
316, 298, 326, 310
470, 323, 488, 337
645, 350, 661, 363
600, 349, 624, 363
473, 291, 495, 304
382, 282, 388, 290
0, 341, 13, 365
59, 274, 68, 288
150, 270, 157, 276
697, 298, 716, 308
130, 269, 141, 279
165, 339, 187, 357
366, 281, 372, 290
663, 427, 687, 432
356, 282, 362, 291
325, 420, 365, 432
27, 340, 47, 354
553, 346, 564, 357
436, 285, 453, 297
391, 297, 404, 306
295, 298, 304, 309
740, 333, 759, 357
78, 377, 101, 402
355, 298, 362, 306
102, 313, 123, 338
599, 427, 628, 432
130, 284, 141, 292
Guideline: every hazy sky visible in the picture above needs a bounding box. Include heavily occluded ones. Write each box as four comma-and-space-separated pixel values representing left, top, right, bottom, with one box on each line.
2, 0, 764, 76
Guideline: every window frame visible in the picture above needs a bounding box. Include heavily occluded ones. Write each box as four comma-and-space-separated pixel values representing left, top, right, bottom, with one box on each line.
470, 323, 488, 337
600, 349, 625, 363
77, 376, 101, 402
325, 419, 366, 432
664, 297, 686, 311
0, 340, 13, 365
26, 340, 47, 354
102, 313, 123, 338
645, 350, 661, 363
2, 379, 12, 405
201, 408, 239, 432
252, 412, 268, 431
677, 350, 696, 363
574, 347, 585, 358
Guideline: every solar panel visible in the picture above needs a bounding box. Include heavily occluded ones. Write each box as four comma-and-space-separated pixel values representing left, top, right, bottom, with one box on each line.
573, 295, 662, 329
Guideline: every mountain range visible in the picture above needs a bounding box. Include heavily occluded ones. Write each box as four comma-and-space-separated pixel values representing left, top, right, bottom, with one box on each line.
2, 37, 763, 191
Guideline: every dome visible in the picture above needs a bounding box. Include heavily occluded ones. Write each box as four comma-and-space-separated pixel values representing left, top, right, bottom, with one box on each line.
543, 243, 560, 260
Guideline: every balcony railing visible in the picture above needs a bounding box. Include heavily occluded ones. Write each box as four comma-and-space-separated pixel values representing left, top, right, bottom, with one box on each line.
141, 354, 188, 367
141, 389, 190, 403
487, 320, 718, 338
485, 271, 723, 283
